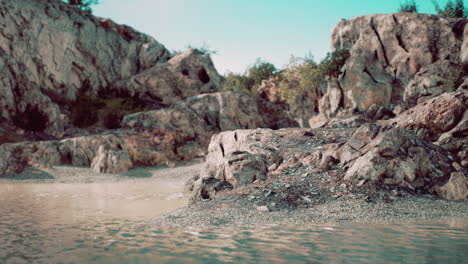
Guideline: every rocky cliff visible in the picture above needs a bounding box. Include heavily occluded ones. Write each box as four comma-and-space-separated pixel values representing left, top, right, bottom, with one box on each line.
0, 0, 255, 174
331, 13, 467, 111
0, 0, 221, 137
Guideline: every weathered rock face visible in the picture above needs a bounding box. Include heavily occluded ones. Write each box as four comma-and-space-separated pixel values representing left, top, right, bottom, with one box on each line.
111, 49, 221, 107
191, 129, 281, 203
393, 91, 467, 141
336, 124, 458, 197
121, 92, 265, 166
0, 0, 171, 137
332, 13, 467, 111
122, 92, 264, 134
431, 172, 468, 200
403, 60, 464, 106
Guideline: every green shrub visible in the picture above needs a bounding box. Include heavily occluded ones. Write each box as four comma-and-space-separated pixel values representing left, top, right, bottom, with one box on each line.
222, 59, 277, 95
399, 0, 418, 13
64, 0, 99, 11
247, 59, 277, 89
223, 72, 253, 94
13, 105, 49, 132
277, 50, 350, 103
432, 0, 467, 18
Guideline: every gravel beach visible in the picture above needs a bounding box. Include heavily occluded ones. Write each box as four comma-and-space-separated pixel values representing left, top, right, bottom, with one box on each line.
3, 162, 467, 229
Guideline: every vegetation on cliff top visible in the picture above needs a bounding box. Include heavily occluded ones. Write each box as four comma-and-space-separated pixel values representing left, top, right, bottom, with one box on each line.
223, 50, 349, 103
63, 0, 99, 11
400, 0, 467, 18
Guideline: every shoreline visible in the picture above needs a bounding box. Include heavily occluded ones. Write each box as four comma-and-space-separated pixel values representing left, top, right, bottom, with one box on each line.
1, 163, 467, 228
153, 190, 468, 228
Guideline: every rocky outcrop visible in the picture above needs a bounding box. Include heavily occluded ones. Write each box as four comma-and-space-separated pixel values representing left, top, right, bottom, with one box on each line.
336, 124, 454, 193
431, 172, 468, 200
403, 61, 464, 106
111, 49, 221, 107
0, 0, 224, 138
393, 91, 467, 141
0, 0, 170, 137
122, 92, 263, 133
331, 13, 467, 111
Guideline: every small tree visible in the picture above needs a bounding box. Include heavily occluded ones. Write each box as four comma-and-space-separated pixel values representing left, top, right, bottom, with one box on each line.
64, 0, 99, 11
433, 0, 467, 18
399, 0, 418, 13
247, 59, 277, 89
277, 49, 350, 103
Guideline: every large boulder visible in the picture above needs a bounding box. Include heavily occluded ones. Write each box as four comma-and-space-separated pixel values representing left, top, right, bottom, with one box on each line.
393, 91, 467, 141
111, 49, 222, 107
332, 13, 467, 111
431, 172, 468, 200
336, 124, 463, 199
0, 0, 171, 137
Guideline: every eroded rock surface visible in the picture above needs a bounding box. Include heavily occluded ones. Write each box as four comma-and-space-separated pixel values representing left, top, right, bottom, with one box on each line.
111, 49, 222, 107
337, 124, 454, 193
0, 0, 170, 137
332, 13, 466, 111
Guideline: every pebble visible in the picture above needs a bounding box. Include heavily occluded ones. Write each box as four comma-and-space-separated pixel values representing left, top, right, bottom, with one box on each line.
256, 206, 270, 212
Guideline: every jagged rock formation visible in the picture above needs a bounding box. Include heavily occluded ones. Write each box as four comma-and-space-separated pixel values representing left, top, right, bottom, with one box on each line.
0, 0, 222, 137
112, 49, 222, 107
331, 13, 467, 112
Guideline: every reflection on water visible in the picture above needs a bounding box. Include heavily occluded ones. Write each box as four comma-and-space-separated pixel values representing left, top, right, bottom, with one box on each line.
0, 183, 467, 264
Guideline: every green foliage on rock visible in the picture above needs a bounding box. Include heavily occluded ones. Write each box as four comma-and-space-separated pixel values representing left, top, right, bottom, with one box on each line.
223, 59, 277, 95
432, 0, 467, 18
278, 49, 350, 103
63, 0, 99, 11
399, 0, 418, 13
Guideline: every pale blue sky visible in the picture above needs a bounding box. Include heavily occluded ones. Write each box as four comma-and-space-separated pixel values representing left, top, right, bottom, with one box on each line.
93, 0, 464, 74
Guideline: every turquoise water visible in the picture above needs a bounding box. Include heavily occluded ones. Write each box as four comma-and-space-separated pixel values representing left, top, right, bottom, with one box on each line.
1, 183, 467, 264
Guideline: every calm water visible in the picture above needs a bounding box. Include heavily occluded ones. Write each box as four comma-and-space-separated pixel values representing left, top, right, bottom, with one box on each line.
0, 183, 467, 264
